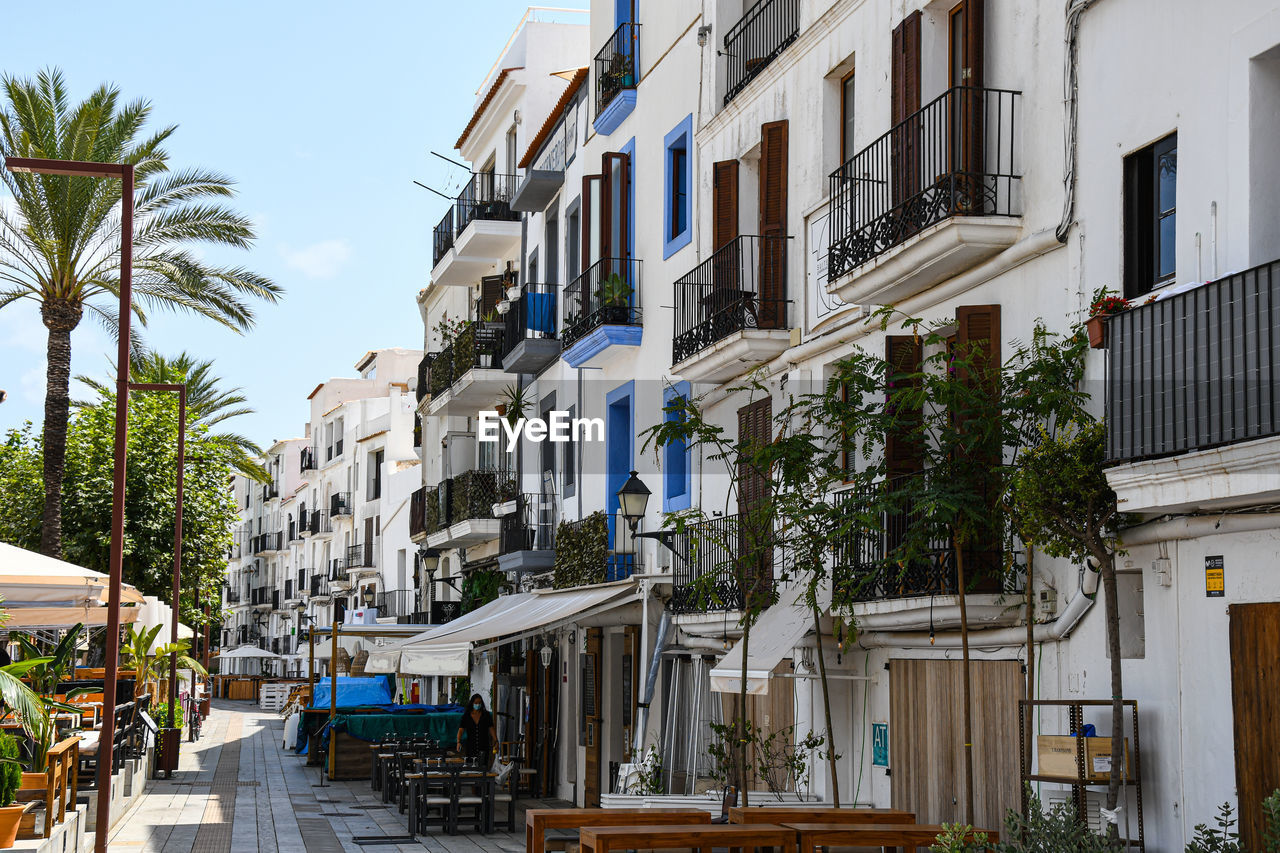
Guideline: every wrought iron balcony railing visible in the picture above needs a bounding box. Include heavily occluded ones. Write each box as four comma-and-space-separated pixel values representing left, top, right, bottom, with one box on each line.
1106, 259, 1280, 463
300, 446, 317, 472
667, 514, 775, 613
343, 541, 375, 571
226, 591, 242, 604
307, 510, 331, 535
426, 321, 506, 396
595, 22, 640, 115
374, 589, 420, 619
416, 354, 430, 403
827, 86, 1021, 280
410, 486, 428, 539
433, 207, 455, 266
263, 484, 279, 501
722, 0, 799, 105
673, 235, 790, 364
562, 257, 642, 348
501, 282, 558, 359
455, 172, 519, 233
500, 492, 558, 555
330, 492, 353, 517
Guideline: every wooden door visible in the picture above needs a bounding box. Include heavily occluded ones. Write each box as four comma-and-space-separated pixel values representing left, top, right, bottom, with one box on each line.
479, 275, 504, 319
890, 659, 1023, 831
711, 160, 741, 314
363, 517, 375, 567
602, 151, 631, 261
891, 12, 922, 211
1230, 602, 1280, 851
758, 121, 788, 329
583, 627, 603, 806
949, 0, 986, 209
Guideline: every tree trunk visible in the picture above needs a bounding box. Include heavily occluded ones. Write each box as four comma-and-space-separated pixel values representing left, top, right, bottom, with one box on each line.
1025, 548, 1035, 779
810, 601, 840, 806
1099, 550, 1125, 832
738, 611, 751, 806
954, 540, 976, 826
39, 299, 83, 558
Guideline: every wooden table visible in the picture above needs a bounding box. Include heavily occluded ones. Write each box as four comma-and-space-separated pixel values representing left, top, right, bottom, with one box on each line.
581, 823, 793, 853
526, 808, 711, 853
783, 822, 999, 853
730, 806, 915, 825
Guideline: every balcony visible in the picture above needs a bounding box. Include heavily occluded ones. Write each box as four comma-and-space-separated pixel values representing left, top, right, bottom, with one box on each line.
425, 321, 508, 416
284, 580, 294, 602
288, 520, 301, 543
416, 355, 430, 404
553, 512, 635, 588
829, 477, 1022, 631
410, 486, 429, 542
329, 559, 351, 589
374, 590, 425, 623
252, 587, 272, 610
310, 574, 332, 599
330, 492, 353, 519
497, 492, 558, 577
307, 510, 332, 537
512, 95, 580, 212
1104, 259, 1280, 514
263, 484, 279, 502
827, 86, 1022, 305
300, 446, 317, 473
594, 22, 639, 135
561, 257, 643, 367
259, 532, 285, 554
667, 514, 773, 614
225, 590, 242, 605
722, 0, 799, 106
672, 235, 792, 381
431, 173, 521, 287
343, 541, 376, 572
501, 282, 560, 374
425, 468, 517, 549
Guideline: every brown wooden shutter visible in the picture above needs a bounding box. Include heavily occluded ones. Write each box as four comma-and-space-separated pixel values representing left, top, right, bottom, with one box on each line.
956, 304, 1002, 584
884, 335, 923, 478
602, 151, 630, 260
962, 0, 984, 89
891, 12, 922, 213
737, 396, 774, 595
712, 160, 739, 251
479, 275, 504, 318
758, 121, 788, 330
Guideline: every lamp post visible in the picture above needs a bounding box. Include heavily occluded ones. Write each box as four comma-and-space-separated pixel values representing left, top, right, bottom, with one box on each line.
4, 156, 132, 853
616, 470, 651, 556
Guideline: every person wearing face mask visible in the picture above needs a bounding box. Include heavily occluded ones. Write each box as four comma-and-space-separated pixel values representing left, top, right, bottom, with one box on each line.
456, 693, 497, 762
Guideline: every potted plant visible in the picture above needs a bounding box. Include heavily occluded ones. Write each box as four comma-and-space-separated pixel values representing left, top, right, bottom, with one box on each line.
0, 731, 28, 849
594, 273, 634, 325
153, 700, 185, 777
1086, 292, 1130, 349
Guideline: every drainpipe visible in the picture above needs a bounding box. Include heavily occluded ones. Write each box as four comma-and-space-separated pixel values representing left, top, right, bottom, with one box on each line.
632, 610, 672, 755
1119, 512, 1280, 547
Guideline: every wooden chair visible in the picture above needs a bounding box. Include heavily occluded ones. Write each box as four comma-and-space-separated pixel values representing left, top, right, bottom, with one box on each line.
16, 737, 79, 839
710, 786, 737, 824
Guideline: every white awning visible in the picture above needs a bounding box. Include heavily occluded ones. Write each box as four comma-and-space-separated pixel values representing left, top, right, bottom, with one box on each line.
216, 646, 283, 660
3, 605, 142, 629
366, 581, 638, 676
710, 597, 816, 695
0, 542, 147, 606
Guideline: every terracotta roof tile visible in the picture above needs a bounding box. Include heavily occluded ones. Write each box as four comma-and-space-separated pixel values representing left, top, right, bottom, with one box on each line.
518, 68, 589, 169
455, 67, 524, 150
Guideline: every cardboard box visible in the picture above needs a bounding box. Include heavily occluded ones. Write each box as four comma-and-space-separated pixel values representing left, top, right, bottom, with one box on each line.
1037, 735, 1131, 781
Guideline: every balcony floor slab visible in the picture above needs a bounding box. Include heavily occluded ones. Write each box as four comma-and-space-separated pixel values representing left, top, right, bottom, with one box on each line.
846, 594, 1019, 632
427, 518, 502, 548
426, 367, 508, 416
672, 329, 793, 384
1106, 432, 1280, 516
562, 324, 643, 368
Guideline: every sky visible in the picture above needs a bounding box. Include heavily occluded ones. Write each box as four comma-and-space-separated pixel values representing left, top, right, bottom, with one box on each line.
0, 0, 589, 446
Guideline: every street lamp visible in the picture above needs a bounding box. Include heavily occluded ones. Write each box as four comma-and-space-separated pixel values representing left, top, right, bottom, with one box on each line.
615, 471, 650, 555
362, 586, 376, 609
5, 156, 133, 853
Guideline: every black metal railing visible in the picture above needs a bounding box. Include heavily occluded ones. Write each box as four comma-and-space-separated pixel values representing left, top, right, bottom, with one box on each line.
330, 492, 352, 517
375, 590, 419, 619
455, 172, 519, 233
595, 22, 640, 116
427, 321, 506, 396
226, 590, 241, 604
410, 486, 428, 539
829, 476, 1017, 602
827, 86, 1021, 280
500, 492, 558, 554
451, 468, 517, 525
433, 207, 455, 266
308, 510, 331, 535
344, 541, 375, 570
1106, 259, 1280, 463
263, 484, 279, 501
425, 479, 454, 534
271, 590, 281, 610
252, 586, 270, 606
310, 574, 330, 597
416, 355, 430, 403
673, 235, 790, 364
301, 446, 317, 472
502, 282, 558, 359
284, 580, 293, 600
329, 559, 344, 582
288, 520, 299, 541
297, 568, 306, 588
723, 0, 799, 105
668, 514, 776, 613
563, 257, 642, 347
260, 532, 283, 552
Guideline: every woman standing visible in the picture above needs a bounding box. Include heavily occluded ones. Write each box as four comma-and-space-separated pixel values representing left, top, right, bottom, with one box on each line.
456, 693, 497, 763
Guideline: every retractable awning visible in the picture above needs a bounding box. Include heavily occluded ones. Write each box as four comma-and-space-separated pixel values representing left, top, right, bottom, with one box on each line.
0, 542, 147, 606
366, 580, 639, 677
709, 589, 827, 695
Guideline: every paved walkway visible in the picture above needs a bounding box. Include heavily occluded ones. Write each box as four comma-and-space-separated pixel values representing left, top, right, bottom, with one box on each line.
106, 701, 552, 853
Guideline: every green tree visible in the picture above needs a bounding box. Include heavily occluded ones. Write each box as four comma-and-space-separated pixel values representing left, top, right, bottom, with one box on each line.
0, 424, 43, 551
76, 350, 269, 482
0, 68, 280, 557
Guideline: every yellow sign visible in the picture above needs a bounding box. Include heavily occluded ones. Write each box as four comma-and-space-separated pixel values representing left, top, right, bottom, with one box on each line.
1206, 555, 1225, 597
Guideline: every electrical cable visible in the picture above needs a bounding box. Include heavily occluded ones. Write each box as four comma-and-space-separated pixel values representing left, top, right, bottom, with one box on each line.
1056, 0, 1104, 243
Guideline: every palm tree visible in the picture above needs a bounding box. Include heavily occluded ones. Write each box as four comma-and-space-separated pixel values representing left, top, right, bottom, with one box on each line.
0, 68, 280, 557
77, 350, 270, 482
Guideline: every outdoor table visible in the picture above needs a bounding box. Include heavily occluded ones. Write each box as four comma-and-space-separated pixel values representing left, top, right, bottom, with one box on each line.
407, 762, 496, 836
730, 806, 915, 824
580, 823, 792, 853
526, 808, 712, 853
782, 822, 1000, 853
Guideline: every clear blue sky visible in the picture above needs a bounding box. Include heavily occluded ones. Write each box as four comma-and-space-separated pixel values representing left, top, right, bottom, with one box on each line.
0, 1, 588, 445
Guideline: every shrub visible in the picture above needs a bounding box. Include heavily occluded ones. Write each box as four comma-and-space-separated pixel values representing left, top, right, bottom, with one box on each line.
994, 792, 1113, 853
0, 731, 23, 807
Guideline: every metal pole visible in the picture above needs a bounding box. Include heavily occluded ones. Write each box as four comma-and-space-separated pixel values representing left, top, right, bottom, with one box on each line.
171, 388, 186, 735
329, 622, 339, 780
97, 162, 133, 853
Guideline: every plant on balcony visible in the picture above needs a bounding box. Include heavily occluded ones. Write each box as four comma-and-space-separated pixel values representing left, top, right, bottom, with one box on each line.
460, 568, 503, 615
553, 511, 609, 588
595, 273, 634, 324
1085, 289, 1130, 349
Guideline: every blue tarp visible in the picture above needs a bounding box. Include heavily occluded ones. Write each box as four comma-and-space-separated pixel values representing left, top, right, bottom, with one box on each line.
526, 293, 555, 334
308, 676, 393, 710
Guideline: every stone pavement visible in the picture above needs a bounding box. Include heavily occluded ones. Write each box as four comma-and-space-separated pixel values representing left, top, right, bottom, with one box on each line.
104, 700, 556, 853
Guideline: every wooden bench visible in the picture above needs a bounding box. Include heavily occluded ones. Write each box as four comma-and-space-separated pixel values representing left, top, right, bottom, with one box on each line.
526, 808, 711, 853
17, 738, 79, 839
580, 823, 793, 853
730, 806, 915, 825
782, 822, 1000, 853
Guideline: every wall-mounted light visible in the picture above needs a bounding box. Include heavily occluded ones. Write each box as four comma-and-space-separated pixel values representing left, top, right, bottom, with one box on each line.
540, 645, 553, 668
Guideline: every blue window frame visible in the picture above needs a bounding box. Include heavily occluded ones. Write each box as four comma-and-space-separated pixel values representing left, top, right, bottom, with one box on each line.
663, 114, 693, 259
662, 381, 692, 512
605, 381, 636, 579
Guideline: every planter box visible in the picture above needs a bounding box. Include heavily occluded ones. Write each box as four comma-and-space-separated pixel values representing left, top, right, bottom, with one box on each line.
155, 728, 181, 776
1038, 735, 1131, 781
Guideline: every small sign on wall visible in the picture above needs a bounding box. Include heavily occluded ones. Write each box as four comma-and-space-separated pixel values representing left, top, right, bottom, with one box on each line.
872, 721, 889, 767
1205, 555, 1225, 597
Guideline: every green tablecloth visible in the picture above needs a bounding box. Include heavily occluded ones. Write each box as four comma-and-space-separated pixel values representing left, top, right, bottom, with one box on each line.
335, 711, 462, 743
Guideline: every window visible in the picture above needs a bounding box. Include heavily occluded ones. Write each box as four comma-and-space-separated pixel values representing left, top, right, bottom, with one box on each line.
663, 115, 693, 258
566, 199, 581, 282
368, 449, 384, 500
663, 382, 691, 512
545, 210, 559, 284
1124, 132, 1177, 298
563, 403, 577, 497
840, 69, 855, 163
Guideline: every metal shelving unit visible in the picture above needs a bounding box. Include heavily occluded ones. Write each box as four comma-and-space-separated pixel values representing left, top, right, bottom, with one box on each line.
1017, 698, 1144, 851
